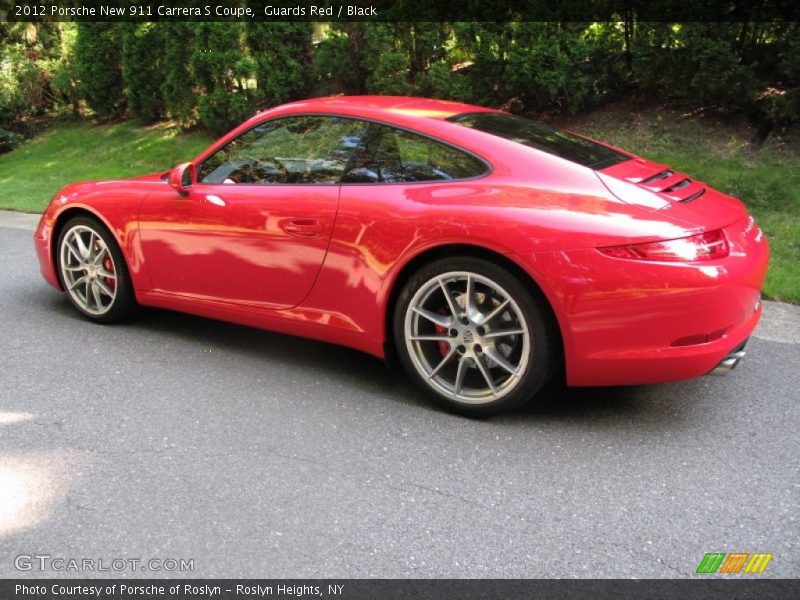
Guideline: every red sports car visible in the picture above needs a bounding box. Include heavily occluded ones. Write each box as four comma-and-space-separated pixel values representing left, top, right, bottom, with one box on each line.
34, 96, 769, 415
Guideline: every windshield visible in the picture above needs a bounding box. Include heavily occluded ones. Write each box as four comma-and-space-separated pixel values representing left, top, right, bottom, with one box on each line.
448, 112, 630, 170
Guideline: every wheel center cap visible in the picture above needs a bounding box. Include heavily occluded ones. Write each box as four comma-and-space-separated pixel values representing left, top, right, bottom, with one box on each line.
462, 329, 474, 344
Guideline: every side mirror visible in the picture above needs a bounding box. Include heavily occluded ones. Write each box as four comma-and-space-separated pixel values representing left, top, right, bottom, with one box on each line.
168, 162, 196, 196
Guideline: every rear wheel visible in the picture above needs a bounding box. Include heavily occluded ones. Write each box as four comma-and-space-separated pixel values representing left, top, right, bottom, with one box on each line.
56, 216, 136, 323
394, 257, 556, 416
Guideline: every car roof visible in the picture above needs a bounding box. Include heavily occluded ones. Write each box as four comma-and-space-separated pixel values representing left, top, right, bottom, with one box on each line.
263, 95, 500, 121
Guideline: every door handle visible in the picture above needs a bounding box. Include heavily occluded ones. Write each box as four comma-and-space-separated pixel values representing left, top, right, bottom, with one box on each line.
203, 194, 226, 207
281, 218, 324, 238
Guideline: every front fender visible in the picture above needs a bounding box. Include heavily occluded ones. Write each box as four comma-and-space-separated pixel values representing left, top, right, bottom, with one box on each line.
36, 180, 157, 292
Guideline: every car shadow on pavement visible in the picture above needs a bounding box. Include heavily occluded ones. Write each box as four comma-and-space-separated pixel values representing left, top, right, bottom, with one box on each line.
44, 293, 426, 403
517, 378, 654, 421
40, 290, 666, 424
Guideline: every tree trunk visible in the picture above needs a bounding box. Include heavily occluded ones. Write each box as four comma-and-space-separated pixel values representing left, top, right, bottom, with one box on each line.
623, 9, 633, 72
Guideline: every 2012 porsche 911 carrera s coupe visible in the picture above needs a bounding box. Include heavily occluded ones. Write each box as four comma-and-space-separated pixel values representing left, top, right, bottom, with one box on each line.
34, 96, 769, 415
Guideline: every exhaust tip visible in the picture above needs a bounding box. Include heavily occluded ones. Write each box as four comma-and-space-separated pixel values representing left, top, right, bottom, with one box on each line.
711, 349, 746, 375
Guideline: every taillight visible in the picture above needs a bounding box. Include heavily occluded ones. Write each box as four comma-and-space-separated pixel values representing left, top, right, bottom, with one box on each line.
598, 229, 729, 262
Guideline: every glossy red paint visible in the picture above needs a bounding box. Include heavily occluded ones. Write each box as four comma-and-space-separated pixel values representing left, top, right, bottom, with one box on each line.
34, 96, 769, 386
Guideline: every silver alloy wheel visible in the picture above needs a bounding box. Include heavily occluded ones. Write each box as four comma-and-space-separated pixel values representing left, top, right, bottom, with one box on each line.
59, 225, 118, 316
404, 271, 531, 404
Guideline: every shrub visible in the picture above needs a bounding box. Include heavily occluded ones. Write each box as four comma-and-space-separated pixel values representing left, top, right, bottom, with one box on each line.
418, 60, 473, 101
191, 23, 255, 133
313, 24, 370, 95
49, 24, 80, 116
0, 127, 23, 153
634, 23, 758, 111
75, 23, 125, 117
687, 36, 758, 111
122, 23, 165, 122
0, 45, 45, 123
505, 23, 593, 113
366, 51, 414, 95
452, 23, 513, 107
162, 22, 198, 125
246, 23, 313, 110
197, 88, 252, 135
315, 23, 450, 98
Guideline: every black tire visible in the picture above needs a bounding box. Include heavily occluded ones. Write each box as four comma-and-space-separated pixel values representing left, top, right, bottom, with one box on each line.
55, 216, 136, 324
393, 257, 557, 417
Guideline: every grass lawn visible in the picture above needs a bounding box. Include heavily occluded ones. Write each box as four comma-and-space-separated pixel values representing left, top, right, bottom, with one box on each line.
0, 112, 797, 303
0, 119, 212, 213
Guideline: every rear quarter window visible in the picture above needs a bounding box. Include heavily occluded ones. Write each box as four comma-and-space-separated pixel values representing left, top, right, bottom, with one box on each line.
341, 123, 488, 184
448, 112, 629, 170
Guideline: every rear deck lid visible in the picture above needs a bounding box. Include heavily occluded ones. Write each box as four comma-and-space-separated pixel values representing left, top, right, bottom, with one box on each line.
601, 157, 708, 204
598, 157, 747, 230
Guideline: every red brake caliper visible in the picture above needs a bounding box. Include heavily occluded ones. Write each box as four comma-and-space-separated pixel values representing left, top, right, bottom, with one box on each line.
435, 307, 449, 357
103, 256, 116, 290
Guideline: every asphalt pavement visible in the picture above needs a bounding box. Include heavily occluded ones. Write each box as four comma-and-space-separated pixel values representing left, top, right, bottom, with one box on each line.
1, 213, 798, 578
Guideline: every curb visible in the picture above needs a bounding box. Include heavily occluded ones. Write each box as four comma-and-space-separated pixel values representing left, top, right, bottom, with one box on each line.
756, 300, 800, 345
0, 210, 40, 230
2, 210, 798, 344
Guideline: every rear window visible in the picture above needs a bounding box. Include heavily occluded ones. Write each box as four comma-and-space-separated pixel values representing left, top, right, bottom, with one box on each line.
448, 112, 629, 170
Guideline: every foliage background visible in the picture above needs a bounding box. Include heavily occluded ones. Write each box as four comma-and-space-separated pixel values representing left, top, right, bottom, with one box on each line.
1, 21, 799, 137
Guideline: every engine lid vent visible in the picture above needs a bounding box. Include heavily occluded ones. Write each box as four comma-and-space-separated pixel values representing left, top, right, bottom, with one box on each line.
600, 159, 706, 203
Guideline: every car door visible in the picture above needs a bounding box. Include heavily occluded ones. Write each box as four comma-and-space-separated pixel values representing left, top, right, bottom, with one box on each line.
138, 115, 367, 309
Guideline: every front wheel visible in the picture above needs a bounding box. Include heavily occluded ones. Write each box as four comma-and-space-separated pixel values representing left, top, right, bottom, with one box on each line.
56, 216, 136, 323
394, 257, 557, 416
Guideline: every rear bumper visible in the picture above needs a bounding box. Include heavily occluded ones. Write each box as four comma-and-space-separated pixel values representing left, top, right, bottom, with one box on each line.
561, 302, 763, 386
511, 215, 769, 387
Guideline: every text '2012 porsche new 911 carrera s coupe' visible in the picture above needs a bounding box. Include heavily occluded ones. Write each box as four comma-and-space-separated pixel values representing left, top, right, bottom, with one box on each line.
34, 96, 769, 415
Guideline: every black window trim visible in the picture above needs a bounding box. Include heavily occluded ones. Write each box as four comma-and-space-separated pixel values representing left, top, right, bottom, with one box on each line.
195, 112, 493, 187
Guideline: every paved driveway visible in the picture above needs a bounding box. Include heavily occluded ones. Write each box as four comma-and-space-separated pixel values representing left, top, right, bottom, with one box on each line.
1, 215, 798, 578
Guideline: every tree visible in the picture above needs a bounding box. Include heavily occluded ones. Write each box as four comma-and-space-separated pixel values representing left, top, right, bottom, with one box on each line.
363, 24, 414, 95
0, 22, 64, 126
122, 23, 165, 122
313, 24, 371, 95
452, 23, 514, 107
75, 22, 125, 117
50, 23, 81, 117
505, 23, 593, 114
246, 23, 313, 111
161, 22, 198, 125
191, 23, 253, 133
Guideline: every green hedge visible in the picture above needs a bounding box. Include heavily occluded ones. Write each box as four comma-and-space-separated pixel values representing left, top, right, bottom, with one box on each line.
1, 22, 798, 136
75, 22, 125, 117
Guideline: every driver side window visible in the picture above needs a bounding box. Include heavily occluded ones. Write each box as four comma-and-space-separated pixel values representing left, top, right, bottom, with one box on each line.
197, 116, 366, 185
